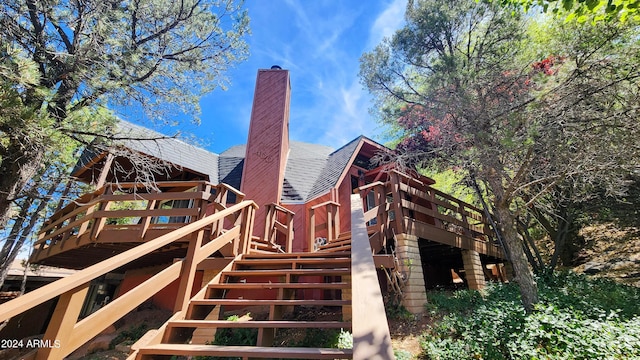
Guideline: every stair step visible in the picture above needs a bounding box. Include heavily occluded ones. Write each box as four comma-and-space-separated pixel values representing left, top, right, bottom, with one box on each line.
318, 241, 351, 250
242, 251, 351, 259
190, 299, 350, 306
137, 344, 353, 359
318, 244, 352, 252
235, 257, 351, 268
250, 240, 282, 250
222, 268, 350, 278
326, 238, 352, 245
167, 320, 351, 329
208, 282, 350, 290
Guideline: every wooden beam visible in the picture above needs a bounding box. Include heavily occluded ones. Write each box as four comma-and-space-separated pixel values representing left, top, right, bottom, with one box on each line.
35, 284, 89, 360
403, 217, 504, 258
67, 262, 182, 352
350, 194, 394, 360
95, 153, 115, 188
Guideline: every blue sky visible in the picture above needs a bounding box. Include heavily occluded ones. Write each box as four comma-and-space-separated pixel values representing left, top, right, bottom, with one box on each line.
149, 0, 408, 153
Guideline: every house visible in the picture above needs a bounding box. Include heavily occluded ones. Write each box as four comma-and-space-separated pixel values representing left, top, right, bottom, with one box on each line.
0, 67, 506, 359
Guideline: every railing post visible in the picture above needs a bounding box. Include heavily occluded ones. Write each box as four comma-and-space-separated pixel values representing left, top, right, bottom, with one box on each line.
173, 228, 205, 313
332, 203, 340, 240
263, 204, 273, 243
286, 211, 294, 253
308, 207, 316, 252
238, 205, 255, 255
327, 204, 334, 243
389, 172, 405, 235
374, 183, 386, 252
35, 283, 89, 360
138, 199, 157, 240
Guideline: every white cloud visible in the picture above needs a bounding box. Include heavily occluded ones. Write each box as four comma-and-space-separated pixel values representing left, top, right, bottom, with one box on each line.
368, 0, 407, 48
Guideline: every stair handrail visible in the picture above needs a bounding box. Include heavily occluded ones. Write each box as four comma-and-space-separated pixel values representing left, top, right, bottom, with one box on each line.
0, 200, 257, 359
350, 193, 394, 360
308, 200, 340, 251
262, 203, 295, 252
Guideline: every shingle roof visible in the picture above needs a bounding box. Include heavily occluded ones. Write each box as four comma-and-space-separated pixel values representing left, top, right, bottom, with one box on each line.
73, 120, 366, 203
282, 142, 334, 203
218, 145, 246, 190
73, 121, 219, 181
306, 136, 363, 200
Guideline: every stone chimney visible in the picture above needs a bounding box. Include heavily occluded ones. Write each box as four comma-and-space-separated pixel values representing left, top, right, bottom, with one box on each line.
240, 67, 291, 236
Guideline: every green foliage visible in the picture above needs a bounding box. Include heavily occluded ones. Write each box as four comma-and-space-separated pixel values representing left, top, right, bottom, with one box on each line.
291, 328, 341, 348
386, 303, 415, 321
422, 272, 640, 359
211, 315, 258, 347
0, 0, 249, 236
394, 348, 413, 360
423, 168, 478, 206
109, 324, 149, 348
488, 0, 640, 22
194, 315, 258, 360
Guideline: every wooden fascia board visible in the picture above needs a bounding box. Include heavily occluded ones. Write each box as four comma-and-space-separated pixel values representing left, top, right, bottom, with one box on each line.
71, 151, 109, 178
334, 137, 388, 192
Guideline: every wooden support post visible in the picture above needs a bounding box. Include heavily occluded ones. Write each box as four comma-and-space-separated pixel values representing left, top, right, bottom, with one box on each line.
36, 284, 89, 360
94, 153, 115, 189
238, 206, 255, 255
173, 229, 205, 313
263, 204, 273, 243
138, 199, 157, 240
333, 203, 340, 240
390, 172, 405, 234
286, 211, 294, 253
308, 208, 315, 252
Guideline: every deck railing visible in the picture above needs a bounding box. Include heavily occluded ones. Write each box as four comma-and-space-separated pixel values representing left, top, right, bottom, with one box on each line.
30, 181, 246, 264
308, 201, 340, 252
357, 170, 502, 258
260, 203, 294, 252
0, 200, 257, 360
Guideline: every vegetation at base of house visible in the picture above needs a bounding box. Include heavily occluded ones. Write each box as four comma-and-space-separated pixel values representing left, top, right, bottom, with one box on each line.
421, 272, 640, 359
212, 317, 258, 348
109, 324, 149, 349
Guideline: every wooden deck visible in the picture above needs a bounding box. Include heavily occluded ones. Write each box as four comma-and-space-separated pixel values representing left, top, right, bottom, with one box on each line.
357, 170, 504, 260
30, 181, 241, 269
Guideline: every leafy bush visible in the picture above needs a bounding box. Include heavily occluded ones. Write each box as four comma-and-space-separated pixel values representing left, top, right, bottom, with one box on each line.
421, 272, 640, 359
385, 302, 415, 320
211, 315, 258, 347
394, 348, 413, 360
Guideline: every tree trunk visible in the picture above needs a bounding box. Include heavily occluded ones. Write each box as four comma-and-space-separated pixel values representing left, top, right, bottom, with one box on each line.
494, 204, 539, 312
0, 136, 46, 230
0, 181, 57, 289
484, 168, 539, 313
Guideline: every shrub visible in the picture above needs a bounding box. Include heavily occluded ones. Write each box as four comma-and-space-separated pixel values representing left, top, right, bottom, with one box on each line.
109, 323, 148, 349
421, 272, 640, 359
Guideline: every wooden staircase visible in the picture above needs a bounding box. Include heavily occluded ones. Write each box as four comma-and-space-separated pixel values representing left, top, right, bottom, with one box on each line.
317, 232, 352, 253
133, 251, 355, 359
